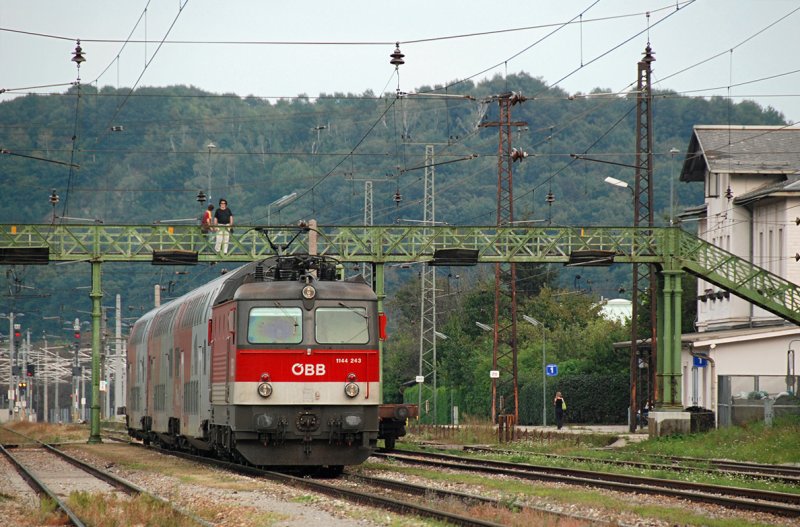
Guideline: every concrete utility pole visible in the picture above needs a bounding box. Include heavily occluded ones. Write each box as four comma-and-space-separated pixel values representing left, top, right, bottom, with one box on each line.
5, 313, 16, 418
88, 262, 102, 442
23, 329, 30, 420
42, 334, 48, 422
72, 318, 81, 424
114, 294, 125, 420
54, 343, 60, 423
103, 306, 111, 419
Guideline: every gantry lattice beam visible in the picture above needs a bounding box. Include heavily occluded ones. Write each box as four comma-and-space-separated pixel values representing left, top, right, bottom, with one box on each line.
4, 223, 800, 429
0, 224, 663, 263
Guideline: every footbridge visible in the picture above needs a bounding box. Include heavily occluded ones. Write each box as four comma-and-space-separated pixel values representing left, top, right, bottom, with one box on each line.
2, 223, 799, 436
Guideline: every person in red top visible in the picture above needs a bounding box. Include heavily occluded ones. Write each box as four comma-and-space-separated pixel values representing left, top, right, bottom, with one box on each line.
213, 198, 234, 254
201, 204, 214, 234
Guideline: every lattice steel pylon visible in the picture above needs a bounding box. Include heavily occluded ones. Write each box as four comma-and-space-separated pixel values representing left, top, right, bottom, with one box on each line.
418, 145, 437, 423
631, 44, 658, 432
362, 180, 373, 286
480, 93, 527, 423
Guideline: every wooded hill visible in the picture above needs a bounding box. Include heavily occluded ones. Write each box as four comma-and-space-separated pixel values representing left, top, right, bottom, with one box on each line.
0, 73, 784, 228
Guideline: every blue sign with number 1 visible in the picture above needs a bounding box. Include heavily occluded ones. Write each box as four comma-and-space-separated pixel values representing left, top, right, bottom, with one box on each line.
546, 364, 558, 376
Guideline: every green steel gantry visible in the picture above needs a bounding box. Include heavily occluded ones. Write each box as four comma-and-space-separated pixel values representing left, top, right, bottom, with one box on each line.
2, 223, 800, 440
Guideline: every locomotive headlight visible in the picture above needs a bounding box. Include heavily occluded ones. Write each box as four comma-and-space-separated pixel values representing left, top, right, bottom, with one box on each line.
302, 285, 316, 299
257, 382, 273, 398
344, 382, 360, 398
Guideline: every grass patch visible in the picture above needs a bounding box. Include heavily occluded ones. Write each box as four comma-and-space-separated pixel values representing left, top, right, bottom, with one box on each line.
408, 414, 509, 445
290, 494, 318, 504
403, 416, 800, 466
4, 421, 89, 444
193, 501, 289, 526
625, 417, 800, 464
67, 491, 200, 527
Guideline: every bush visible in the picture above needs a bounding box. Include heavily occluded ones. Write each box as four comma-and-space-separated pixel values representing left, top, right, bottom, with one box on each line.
519, 373, 629, 425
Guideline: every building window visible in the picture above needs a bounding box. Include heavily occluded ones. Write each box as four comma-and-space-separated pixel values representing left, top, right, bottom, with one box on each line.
706, 172, 720, 198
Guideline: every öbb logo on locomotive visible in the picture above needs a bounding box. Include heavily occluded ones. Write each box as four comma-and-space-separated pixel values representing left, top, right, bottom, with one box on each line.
291, 363, 326, 376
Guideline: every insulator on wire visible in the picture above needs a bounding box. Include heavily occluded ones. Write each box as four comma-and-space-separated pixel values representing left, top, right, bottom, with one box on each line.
390, 43, 405, 68
545, 191, 555, 204
510, 148, 528, 162
509, 92, 527, 105
725, 186, 733, 200
72, 40, 86, 66
393, 190, 402, 206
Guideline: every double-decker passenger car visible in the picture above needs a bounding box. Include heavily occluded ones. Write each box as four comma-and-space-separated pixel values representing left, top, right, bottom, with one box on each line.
126, 255, 386, 472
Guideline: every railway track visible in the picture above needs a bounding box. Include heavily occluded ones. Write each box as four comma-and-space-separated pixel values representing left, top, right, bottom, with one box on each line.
374, 449, 800, 518
461, 445, 800, 484
0, 427, 212, 527
652, 453, 800, 479
110, 438, 543, 527
341, 471, 609, 526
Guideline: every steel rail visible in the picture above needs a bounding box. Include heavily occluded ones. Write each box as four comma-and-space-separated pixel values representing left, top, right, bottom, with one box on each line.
343, 472, 610, 525
0, 443, 88, 527
375, 451, 800, 517
2, 428, 214, 527
45, 442, 215, 527
652, 453, 800, 478
462, 445, 800, 485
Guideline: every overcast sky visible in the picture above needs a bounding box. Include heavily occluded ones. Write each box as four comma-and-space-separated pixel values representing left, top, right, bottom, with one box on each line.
2, 0, 800, 124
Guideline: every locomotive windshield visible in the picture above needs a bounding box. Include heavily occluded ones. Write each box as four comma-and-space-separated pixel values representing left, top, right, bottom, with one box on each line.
315, 307, 369, 344
248, 307, 302, 344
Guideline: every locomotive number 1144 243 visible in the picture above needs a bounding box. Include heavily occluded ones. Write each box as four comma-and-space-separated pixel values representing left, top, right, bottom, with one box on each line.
335, 357, 362, 364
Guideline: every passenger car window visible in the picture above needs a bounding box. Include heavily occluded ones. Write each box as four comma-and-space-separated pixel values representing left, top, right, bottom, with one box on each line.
248, 307, 302, 344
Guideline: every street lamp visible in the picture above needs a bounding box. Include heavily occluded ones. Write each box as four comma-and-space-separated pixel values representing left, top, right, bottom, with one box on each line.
206, 142, 216, 204
474, 321, 492, 332
49, 189, 59, 222
267, 192, 298, 225
522, 315, 547, 427
604, 176, 633, 193
604, 177, 635, 221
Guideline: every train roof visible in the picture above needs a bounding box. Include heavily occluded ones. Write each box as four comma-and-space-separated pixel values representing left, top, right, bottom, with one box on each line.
131, 255, 354, 326
235, 274, 375, 301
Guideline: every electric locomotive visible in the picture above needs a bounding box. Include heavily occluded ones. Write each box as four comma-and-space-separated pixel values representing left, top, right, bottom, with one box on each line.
126, 254, 386, 471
